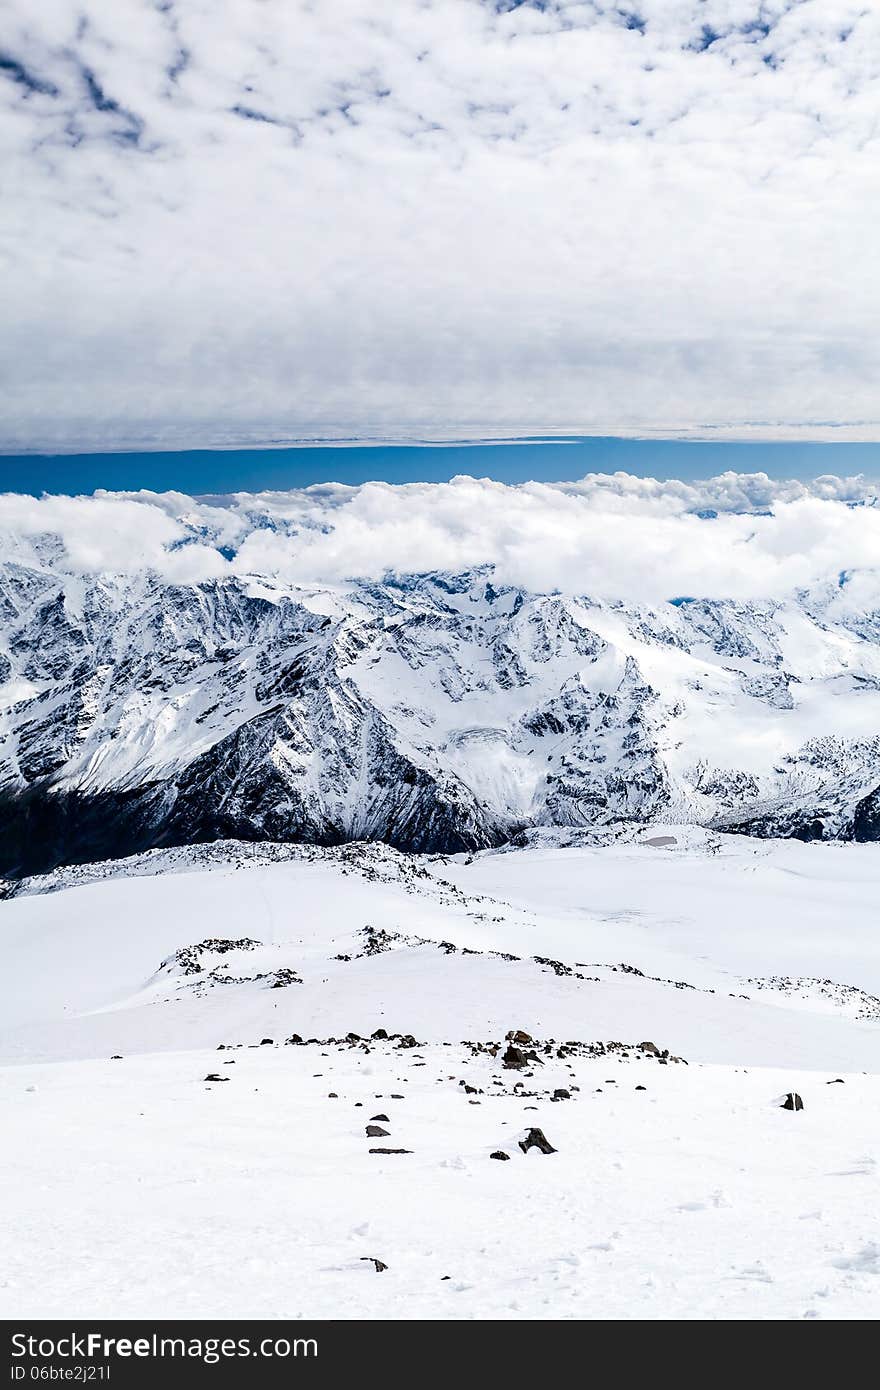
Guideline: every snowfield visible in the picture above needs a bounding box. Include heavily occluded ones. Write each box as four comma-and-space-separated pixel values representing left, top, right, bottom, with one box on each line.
1, 827, 879, 1319
3, 1046, 878, 1321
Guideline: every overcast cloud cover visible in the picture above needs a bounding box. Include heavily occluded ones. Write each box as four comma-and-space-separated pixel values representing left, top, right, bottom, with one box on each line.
4, 473, 880, 604
2, 1, 879, 451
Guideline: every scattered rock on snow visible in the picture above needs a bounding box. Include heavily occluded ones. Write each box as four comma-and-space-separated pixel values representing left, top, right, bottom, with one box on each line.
490, 1151, 511, 1161
519, 1128, 557, 1155
780, 1092, 804, 1111
366, 1124, 391, 1137
360, 1257, 388, 1272
502, 1044, 529, 1070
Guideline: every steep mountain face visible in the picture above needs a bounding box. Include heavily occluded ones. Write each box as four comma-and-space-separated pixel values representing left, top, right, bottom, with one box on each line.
2, 549, 880, 874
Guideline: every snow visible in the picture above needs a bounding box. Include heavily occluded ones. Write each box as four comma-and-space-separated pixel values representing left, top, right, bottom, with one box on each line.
1, 830, 879, 1318
2, 1046, 878, 1320
6, 559, 880, 860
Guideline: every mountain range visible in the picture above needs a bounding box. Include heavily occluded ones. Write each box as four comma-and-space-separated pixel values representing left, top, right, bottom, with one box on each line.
3, 530, 880, 874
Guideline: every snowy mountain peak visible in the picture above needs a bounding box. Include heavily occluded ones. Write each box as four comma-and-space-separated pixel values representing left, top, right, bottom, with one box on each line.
2, 555, 880, 874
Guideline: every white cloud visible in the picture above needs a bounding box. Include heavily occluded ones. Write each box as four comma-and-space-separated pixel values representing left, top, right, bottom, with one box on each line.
0, 492, 225, 581
5, 472, 880, 603
1, 1, 879, 449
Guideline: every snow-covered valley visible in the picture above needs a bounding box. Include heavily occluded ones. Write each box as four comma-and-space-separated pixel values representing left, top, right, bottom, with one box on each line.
2, 827, 878, 1319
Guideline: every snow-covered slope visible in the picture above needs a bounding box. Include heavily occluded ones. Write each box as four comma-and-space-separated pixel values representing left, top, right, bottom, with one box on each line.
4, 543, 880, 873
2, 831, 879, 1320
2, 828, 879, 1071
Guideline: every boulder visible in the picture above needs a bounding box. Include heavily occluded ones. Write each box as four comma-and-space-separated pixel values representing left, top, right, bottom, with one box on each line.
519, 1127, 557, 1155
502, 1044, 528, 1070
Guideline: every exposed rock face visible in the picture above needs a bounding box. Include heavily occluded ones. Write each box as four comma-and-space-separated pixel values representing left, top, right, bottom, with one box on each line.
3, 556, 880, 874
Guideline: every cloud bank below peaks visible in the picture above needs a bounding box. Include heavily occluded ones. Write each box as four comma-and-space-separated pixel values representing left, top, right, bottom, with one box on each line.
4, 472, 880, 606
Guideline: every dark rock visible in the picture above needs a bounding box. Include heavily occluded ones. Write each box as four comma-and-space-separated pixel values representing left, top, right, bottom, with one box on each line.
369, 1148, 412, 1154
110, 1055, 123, 1060
502, 1044, 528, 1070
506, 1029, 533, 1045
260, 1038, 273, 1046
366, 1124, 390, 1137
552, 1088, 571, 1101
638, 1041, 660, 1055
827, 1078, 845, 1085
360, 1257, 388, 1272
781, 1092, 804, 1111
328, 1093, 338, 1098
270, 968, 300, 988
371, 1028, 389, 1040
490, 1150, 511, 1161
370, 1113, 390, 1122
519, 1127, 556, 1155
203, 1073, 228, 1082
635, 1084, 647, 1091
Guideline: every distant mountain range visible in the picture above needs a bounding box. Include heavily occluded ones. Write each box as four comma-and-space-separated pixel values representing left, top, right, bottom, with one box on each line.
3, 525, 880, 874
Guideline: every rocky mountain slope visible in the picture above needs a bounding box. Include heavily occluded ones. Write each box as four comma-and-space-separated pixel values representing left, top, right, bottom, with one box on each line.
2, 529, 880, 873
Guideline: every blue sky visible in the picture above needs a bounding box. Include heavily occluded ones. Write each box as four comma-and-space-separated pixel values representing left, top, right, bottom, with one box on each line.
2, 439, 880, 497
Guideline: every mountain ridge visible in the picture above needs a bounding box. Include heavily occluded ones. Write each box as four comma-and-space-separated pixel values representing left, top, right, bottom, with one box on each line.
2, 552, 880, 874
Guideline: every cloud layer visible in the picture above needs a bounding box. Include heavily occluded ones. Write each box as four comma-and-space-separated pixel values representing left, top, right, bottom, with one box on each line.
4, 471, 880, 605
2, 1, 880, 449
